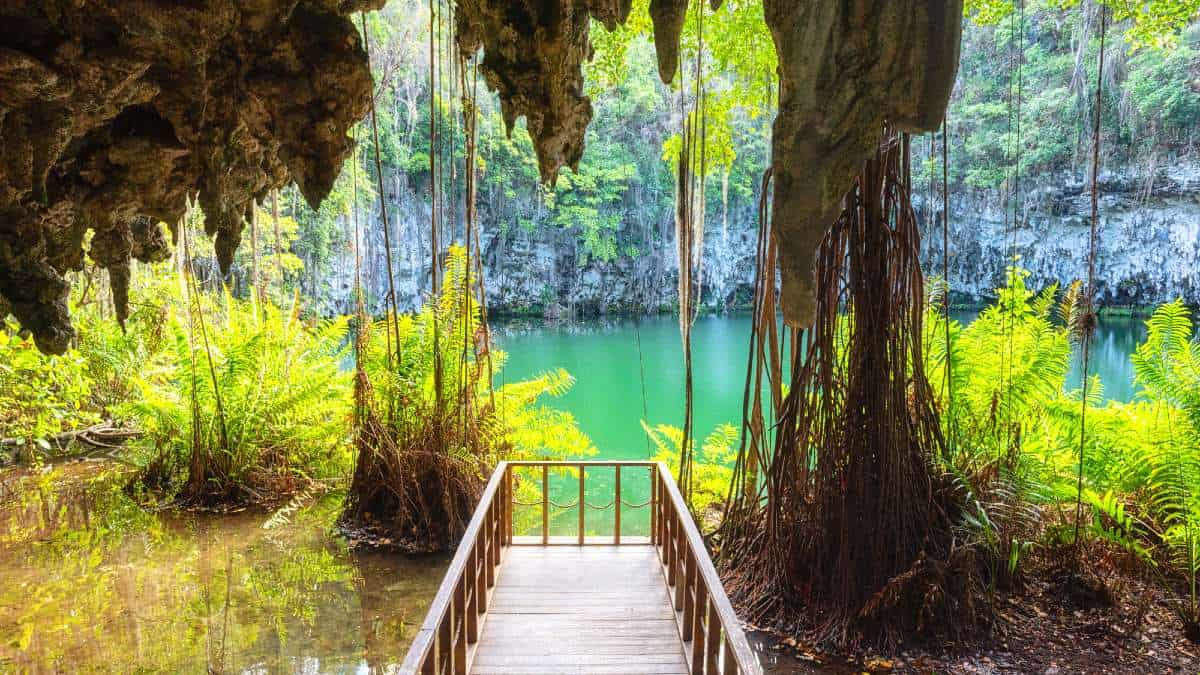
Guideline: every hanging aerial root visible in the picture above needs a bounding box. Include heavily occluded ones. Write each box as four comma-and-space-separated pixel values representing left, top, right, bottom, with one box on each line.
338, 281, 498, 553
719, 127, 985, 650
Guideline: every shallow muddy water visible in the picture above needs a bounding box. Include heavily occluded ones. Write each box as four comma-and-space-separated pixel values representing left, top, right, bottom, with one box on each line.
0, 463, 446, 673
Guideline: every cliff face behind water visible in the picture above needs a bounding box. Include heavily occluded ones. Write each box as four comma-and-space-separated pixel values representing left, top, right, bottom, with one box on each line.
288, 6, 1200, 319
925, 163, 1200, 306
319, 187, 761, 317
313, 161, 1200, 317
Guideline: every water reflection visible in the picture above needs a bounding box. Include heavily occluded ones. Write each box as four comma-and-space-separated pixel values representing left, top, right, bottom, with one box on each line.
0, 463, 876, 674
0, 463, 445, 673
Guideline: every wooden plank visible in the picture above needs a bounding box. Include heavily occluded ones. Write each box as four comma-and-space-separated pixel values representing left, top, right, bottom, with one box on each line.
469, 547, 688, 675
402, 461, 757, 675
471, 666, 688, 674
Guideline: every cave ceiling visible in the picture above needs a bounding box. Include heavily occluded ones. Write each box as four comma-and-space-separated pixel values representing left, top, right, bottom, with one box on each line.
0, 0, 962, 354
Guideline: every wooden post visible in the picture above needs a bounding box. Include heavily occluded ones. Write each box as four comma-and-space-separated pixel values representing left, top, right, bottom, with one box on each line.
723, 639, 737, 675
438, 611, 451, 674
614, 465, 622, 545
476, 524, 489, 613
652, 466, 662, 542
674, 521, 686, 611
485, 503, 495, 581
541, 464, 549, 545
453, 582, 467, 674
706, 596, 721, 674
465, 542, 479, 642
682, 551, 695, 641
503, 467, 512, 545
690, 577, 706, 669
578, 464, 585, 545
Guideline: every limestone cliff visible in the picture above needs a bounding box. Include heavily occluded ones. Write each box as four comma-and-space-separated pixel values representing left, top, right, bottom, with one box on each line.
311, 162, 1200, 318
922, 164, 1200, 306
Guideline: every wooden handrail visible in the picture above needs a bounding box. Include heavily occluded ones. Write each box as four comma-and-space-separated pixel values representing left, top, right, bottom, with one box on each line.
654, 461, 762, 675
399, 461, 510, 675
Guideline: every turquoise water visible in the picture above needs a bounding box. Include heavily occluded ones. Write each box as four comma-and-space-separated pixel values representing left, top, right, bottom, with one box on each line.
496, 313, 1148, 460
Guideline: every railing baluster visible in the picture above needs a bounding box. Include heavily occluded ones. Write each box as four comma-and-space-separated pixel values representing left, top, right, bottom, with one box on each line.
682, 550, 695, 642
421, 645, 434, 675
577, 463, 585, 545
486, 501, 497, 588
690, 576, 706, 670
476, 522, 489, 614
673, 515, 686, 611
504, 467, 512, 545
614, 465, 621, 545
438, 611, 451, 674
465, 538, 479, 643
652, 466, 662, 542
541, 464, 549, 545
453, 582, 467, 675
705, 596, 721, 675
722, 638, 737, 675
665, 510, 676, 589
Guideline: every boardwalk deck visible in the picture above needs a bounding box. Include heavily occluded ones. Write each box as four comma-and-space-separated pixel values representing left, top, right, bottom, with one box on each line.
470, 547, 689, 674
399, 461, 760, 675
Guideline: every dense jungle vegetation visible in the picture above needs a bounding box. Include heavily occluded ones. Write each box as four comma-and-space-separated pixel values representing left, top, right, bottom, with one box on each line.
2, 0, 1200, 671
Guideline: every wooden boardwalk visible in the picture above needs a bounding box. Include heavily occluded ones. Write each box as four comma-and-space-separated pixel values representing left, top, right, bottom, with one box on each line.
471, 547, 689, 674
400, 461, 760, 675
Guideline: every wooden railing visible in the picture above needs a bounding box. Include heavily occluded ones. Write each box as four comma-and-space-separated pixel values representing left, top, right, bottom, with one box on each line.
506, 460, 659, 544
653, 463, 760, 675
398, 460, 760, 675
399, 461, 511, 675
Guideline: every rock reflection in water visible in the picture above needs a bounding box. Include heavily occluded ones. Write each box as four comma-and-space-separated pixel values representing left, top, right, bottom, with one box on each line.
0, 462, 446, 673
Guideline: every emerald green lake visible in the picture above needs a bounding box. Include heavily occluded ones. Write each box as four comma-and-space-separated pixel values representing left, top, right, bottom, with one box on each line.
496, 313, 1149, 460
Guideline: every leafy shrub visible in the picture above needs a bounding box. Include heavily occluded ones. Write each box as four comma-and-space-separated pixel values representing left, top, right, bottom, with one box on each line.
123, 291, 352, 504
642, 422, 737, 524
342, 245, 594, 550
0, 321, 96, 454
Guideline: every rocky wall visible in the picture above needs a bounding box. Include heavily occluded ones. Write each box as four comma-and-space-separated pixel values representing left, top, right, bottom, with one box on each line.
0, 0, 381, 353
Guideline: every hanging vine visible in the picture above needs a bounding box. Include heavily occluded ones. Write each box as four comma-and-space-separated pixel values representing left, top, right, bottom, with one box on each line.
1072, 2, 1108, 557
676, 0, 709, 503
340, 4, 503, 553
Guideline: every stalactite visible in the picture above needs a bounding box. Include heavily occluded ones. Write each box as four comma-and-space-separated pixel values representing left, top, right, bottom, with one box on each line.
0, 0, 383, 353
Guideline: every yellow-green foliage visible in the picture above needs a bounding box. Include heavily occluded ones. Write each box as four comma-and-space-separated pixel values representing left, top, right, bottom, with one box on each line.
72, 264, 178, 414
926, 270, 1199, 604
642, 421, 737, 521
0, 321, 96, 449
123, 289, 353, 497
360, 245, 594, 464
929, 266, 1072, 461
